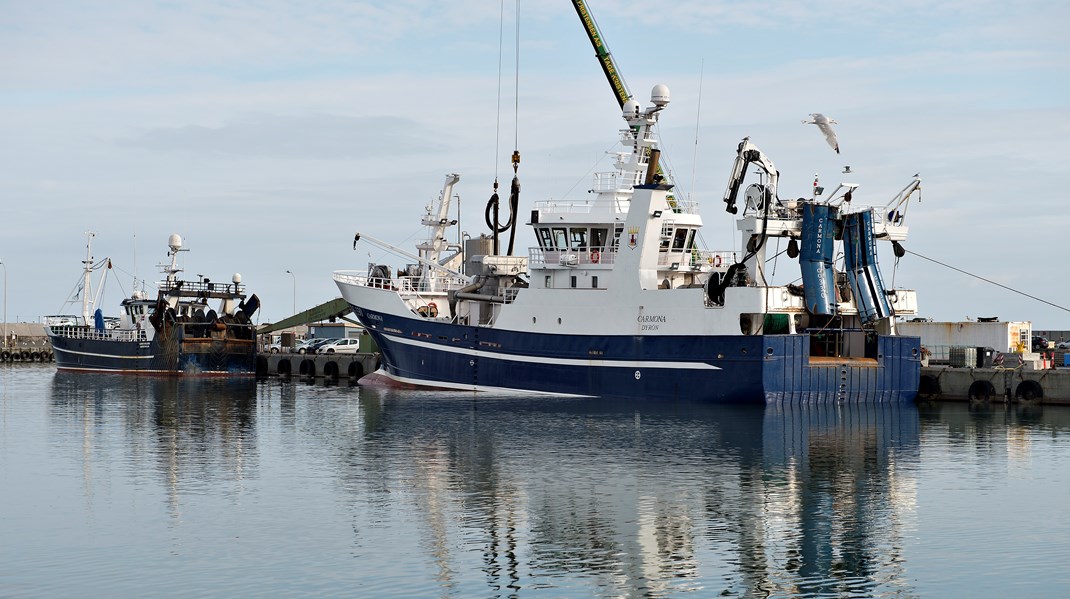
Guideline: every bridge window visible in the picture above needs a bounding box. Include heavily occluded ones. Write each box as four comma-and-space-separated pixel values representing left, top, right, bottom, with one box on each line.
569, 228, 588, 250
552, 227, 568, 250
591, 228, 608, 250
537, 228, 553, 249
671, 227, 689, 251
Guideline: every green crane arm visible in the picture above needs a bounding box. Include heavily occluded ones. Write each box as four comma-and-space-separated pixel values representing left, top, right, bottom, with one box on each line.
572, 0, 632, 108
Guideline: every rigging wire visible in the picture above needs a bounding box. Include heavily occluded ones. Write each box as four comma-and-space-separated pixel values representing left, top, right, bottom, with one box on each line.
513, 0, 520, 152
494, 0, 505, 182
689, 59, 704, 204
906, 249, 1070, 313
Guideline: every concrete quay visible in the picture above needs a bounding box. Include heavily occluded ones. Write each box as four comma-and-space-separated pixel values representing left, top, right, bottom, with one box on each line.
256, 352, 378, 381
918, 365, 1070, 405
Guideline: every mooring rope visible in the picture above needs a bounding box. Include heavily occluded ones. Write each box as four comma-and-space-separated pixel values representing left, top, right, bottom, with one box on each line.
906, 249, 1070, 313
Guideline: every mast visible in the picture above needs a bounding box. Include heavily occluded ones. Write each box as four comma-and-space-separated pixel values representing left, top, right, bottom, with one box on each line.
416, 174, 461, 290
82, 232, 95, 325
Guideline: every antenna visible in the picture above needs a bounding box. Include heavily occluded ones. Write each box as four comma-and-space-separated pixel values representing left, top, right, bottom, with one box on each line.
689, 59, 704, 203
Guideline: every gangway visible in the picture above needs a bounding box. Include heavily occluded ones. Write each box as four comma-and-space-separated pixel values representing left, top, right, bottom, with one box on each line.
257, 297, 356, 336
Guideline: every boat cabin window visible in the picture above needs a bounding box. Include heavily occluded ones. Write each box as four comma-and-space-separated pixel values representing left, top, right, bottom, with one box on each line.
569, 228, 587, 250
552, 227, 568, 250
591, 228, 609, 250
685, 229, 697, 251
671, 227, 689, 251
659, 222, 674, 251
537, 228, 553, 249
612, 225, 624, 250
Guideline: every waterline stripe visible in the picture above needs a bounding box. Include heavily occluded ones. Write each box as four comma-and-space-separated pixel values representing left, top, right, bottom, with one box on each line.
383, 332, 720, 370
52, 346, 154, 360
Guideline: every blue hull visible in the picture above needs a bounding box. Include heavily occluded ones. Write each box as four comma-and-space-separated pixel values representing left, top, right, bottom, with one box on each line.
353, 307, 921, 403
50, 333, 256, 376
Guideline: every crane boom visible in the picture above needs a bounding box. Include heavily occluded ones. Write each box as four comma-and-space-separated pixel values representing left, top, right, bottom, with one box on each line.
572, 0, 632, 108
722, 137, 779, 215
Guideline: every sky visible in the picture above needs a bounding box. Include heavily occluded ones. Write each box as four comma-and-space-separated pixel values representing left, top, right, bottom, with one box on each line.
2, 0, 1069, 329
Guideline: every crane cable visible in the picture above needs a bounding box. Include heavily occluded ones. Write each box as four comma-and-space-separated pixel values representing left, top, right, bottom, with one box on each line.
486, 0, 522, 255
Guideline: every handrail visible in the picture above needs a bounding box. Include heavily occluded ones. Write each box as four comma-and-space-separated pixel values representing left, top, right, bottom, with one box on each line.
49, 326, 148, 342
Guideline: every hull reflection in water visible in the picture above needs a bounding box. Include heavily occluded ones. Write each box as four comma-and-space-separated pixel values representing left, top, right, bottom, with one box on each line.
347, 393, 920, 598
48, 371, 259, 518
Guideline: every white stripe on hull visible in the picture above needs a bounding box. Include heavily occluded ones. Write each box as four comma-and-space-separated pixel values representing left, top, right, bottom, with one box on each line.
386, 334, 721, 370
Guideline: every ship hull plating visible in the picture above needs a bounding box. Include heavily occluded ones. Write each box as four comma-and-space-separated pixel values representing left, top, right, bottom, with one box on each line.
50, 334, 255, 376
353, 307, 920, 403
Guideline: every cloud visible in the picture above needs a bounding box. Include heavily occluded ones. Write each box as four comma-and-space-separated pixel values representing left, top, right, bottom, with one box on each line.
114, 112, 444, 159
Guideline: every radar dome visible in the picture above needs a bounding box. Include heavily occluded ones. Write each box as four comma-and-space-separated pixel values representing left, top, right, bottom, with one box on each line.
232, 273, 242, 284
622, 98, 641, 118
650, 84, 670, 107
168, 233, 183, 250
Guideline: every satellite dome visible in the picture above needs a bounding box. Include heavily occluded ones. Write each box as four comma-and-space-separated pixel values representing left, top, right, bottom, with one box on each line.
623, 98, 641, 118
650, 84, 670, 107
232, 273, 242, 284
168, 234, 183, 250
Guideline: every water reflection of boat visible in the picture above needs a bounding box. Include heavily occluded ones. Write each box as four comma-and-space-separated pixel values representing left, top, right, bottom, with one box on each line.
48, 371, 258, 516
339, 394, 920, 597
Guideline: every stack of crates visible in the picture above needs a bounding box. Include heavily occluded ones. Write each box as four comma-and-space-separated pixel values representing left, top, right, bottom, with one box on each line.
949, 346, 977, 368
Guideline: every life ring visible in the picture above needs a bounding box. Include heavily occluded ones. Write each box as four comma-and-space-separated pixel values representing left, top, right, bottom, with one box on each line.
427, 302, 439, 317
712, 254, 722, 268
590, 249, 600, 264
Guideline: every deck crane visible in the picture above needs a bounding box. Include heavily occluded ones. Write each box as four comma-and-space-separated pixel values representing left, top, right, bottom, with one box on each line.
722, 137, 779, 215
572, 0, 632, 109
572, 0, 674, 191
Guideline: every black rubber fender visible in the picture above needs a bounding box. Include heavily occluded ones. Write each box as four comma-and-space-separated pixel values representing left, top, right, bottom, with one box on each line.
324, 361, 340, 380
255, 356, 269, 377
1015, 380, 1044, 402
347, 360, 363, 379
918, 374, 941, 399
968, 380, 997, 401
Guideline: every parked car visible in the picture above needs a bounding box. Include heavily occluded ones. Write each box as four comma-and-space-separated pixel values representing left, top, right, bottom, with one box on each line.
1057, 340, 1070, 350
1032, 335, 1048, 351
302, 338, 337, 353
265, 342, 283, 354
317, 338, 361, 354
294, 338, 323, 354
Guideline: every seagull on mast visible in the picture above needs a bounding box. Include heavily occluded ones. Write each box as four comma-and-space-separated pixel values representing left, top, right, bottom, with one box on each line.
803, 113, 840, 154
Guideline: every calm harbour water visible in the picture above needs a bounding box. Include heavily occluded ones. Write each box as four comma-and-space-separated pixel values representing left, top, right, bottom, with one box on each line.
2, 365, 1069, 598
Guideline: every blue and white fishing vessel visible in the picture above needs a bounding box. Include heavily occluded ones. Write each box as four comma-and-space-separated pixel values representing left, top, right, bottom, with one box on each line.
334, 85, 922, 402
45, 233, 260, 375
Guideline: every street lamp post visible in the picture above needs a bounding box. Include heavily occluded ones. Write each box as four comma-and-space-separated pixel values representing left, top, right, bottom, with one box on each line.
0, 259, 6, 351
285, 270, 296, 316
285, 270, 297, 350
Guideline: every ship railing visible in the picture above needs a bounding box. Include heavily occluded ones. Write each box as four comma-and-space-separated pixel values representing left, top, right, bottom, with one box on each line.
333, 272, 468, 294
528, 248, 617, 267
159, 280, 245, 295
665, 195, 698, 214
591, 172, 637, 193
657, 250, 736, 270
532, 200, 596, 214
392, 275, 469, 293
50, 326, 148, 342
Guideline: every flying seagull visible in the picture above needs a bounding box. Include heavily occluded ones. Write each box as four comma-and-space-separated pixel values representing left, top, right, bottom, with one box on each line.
803, 113, 840, 154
